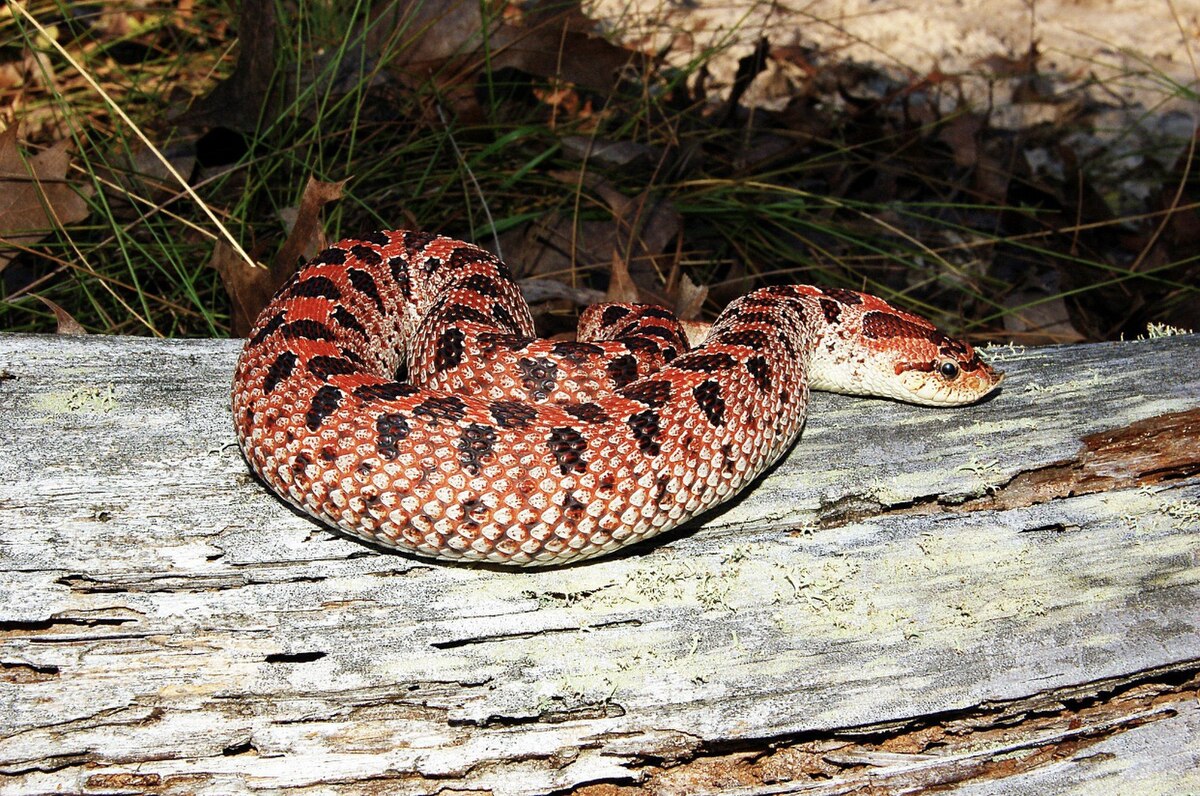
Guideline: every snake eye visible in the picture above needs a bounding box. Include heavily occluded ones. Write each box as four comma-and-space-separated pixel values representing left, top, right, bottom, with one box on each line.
939, 360, 960, 379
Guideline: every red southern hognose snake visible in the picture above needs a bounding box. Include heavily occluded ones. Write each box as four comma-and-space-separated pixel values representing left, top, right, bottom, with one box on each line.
232, 231, 1003, 565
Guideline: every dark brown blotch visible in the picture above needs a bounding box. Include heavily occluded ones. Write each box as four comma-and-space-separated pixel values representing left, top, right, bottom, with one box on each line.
311, 247, 347, 266
639, 306, 676, 321
548, 427, 588, 475
619, 379, 672, 408
376, 412, 411, 460
715, 328, 769, 351
732, 311, 775, 326
331, 306, 367, 338
627, 409, 661, 456
490, 400, 538, 429
631, 325, 682, 345
692, 380, 725, 427
355, 381, 420, 402
822, 287, 863, 305
746, 356, 771, 392
518, 357, 559, 401
491, 303, 518, 330
439, 303, 494, 326
861, 311, 936, 341
347, 268, 385, 314
403, 230, 438, 257
601, 305, 632, 326
606, 354, 640, 388
349, 244, 382, 266
477, 332, 535, 352
306, 385, 343, 430
387, 255, 412, 299
819, 298, 841, 325
621, 336, 661, 356
672, 352, 736, 373
457, 273, 503, 298
308, 355, 358, 380
457, 422, 498, 474
288, 275, 341, 301
551, 341, 606, 363
563, 402, 610, 424
263, 351, 298, 394
281, 319, 336, 343
249, 311, 285, 347
414, 395, 467, 425
435, 328, 466, 373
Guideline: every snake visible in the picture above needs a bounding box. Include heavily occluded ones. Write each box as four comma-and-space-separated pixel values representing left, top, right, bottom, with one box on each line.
232, 231, 1003, 566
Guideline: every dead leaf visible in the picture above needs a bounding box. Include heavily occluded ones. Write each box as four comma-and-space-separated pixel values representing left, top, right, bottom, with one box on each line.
1002, 288, 1085, 344
605, 250, 639, 304
673, 272, 707, 321
210, 241, 273, 338
516, 277, 604, 307
274, 177, 347, 275
561, 137, 656, 169
488, 25, 641, 96
370, 0, 642, 116
937, 113, 981, 169
34, 294, 87, 335
368, 0, 490, 68
212, 177, 347, 336
0, 124, 92, 271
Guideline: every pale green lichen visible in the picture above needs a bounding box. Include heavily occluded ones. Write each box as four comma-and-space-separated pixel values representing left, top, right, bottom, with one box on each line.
979, 341, 1027, 362
1142, 322, 1193, 338
1162, 499, 1200, 528
33, 383, 117, 414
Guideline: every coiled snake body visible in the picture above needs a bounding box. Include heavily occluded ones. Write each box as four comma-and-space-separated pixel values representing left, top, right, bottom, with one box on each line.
232, 231, 1002, 565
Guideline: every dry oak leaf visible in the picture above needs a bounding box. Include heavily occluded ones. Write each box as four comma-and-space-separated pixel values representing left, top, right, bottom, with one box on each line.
209, 240, 272, 339
0, 125, 92, 271
212, 177, 346, 337
34, 295, 88, 335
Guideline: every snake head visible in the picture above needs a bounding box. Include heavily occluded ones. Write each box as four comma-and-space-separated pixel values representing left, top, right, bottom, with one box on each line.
840, 307, 1005, 407
893, 350, 1004, 406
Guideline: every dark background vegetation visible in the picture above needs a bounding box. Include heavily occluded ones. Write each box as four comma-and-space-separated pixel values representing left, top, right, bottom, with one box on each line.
1, 0, 1197, 343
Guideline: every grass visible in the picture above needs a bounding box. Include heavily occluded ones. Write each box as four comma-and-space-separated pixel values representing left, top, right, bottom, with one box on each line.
0, 0, 1196, 341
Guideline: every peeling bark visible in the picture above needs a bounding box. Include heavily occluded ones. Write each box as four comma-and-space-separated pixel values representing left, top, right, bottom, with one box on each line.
964, 407, 1200, 512
0, 332, 1198, 795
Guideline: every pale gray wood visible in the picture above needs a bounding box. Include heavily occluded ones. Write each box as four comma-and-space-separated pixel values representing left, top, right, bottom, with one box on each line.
0, 332, 1197, 795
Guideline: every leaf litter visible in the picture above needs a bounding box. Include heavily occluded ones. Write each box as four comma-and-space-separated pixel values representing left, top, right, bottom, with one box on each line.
0, 0, 1196, 340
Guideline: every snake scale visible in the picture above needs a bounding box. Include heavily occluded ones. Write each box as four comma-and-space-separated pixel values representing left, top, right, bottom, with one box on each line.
232, 231, 1003, 565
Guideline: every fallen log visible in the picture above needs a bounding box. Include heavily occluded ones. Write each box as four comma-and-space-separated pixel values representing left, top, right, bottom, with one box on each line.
1, 332, 1197, 794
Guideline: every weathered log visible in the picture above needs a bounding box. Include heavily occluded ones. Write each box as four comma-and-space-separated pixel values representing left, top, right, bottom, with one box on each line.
0, 332, 1197, 795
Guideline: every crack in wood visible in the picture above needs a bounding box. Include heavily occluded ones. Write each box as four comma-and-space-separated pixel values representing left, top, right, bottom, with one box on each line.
453, 698, 629, 729
0, 660, 60, 682
55, 570, 328, 594
85, 771, 163, 789
263, 650, 327, 663
431, 618, 643, 649
569, 660, 1200, 796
